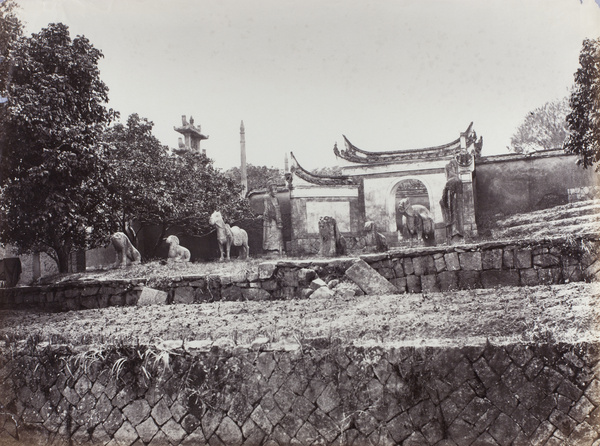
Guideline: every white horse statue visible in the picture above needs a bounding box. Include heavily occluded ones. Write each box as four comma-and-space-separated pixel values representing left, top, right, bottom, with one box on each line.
209, 211, 249, 261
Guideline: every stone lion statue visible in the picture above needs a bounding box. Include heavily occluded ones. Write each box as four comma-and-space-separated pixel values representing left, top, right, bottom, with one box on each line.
111, 232, 141, 268
397, 198, 435, 245
165, 235, 191, 262
318, 216, 346, 257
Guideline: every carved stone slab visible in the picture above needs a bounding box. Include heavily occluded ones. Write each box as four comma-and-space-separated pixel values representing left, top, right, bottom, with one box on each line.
345, 259, 398, 295
136, 287, 168, 306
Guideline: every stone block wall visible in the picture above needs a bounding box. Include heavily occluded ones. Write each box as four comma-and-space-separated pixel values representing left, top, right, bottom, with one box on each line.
568, 186, 600, 203
0, 236, 597, 312
474, 150, 598, 226
365, 237, 599, 294
1, 340, 599, 445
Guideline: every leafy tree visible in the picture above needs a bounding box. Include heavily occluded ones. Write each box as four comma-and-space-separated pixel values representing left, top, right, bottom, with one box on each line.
141, 152, 253, 258
102, 113, 170, 244
0, 0, 22, 97
225, 164, 283, 192
104, 117, 253, 258
509, 98, 569, 154
312, 165, 343, 176
564, 38, 600, 169
0, 0, 22, 171
0, 23, 116, 272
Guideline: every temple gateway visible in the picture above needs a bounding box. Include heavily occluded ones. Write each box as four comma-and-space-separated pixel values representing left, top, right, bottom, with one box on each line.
287, 123, 483, 254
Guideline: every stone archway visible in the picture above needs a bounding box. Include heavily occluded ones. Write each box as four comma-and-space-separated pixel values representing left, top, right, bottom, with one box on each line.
393, 179, 431, 231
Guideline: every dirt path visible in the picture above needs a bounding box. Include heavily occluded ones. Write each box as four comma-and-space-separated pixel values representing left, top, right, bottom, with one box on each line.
1, 282, 598, 348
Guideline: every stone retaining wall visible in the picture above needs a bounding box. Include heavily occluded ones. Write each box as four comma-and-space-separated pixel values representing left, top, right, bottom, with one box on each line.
0, 236, 597, 312
366, 236, 599, 294
0, 340, 599, 445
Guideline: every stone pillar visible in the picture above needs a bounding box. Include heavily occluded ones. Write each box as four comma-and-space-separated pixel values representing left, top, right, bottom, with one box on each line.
240, 121, 247, 197
459, 171, 478, 237
68, 250, 86, 273
457, 128, 479, 239
32, 252, 41, 281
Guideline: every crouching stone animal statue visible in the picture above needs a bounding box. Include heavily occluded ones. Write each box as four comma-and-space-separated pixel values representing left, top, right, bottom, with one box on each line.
165, 235, 191, 262
318, 216, 346, 257
397, 198, 435, 245
111, 232, 141, 268
364, 221, 388, 253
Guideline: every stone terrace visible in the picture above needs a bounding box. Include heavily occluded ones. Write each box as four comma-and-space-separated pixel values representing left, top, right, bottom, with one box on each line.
0, 235, 598, 312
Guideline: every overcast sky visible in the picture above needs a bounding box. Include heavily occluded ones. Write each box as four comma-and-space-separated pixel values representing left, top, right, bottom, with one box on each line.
15, 0, 600, 170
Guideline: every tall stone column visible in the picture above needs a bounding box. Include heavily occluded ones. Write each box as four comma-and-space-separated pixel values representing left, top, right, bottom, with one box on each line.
240, 121, 247, 197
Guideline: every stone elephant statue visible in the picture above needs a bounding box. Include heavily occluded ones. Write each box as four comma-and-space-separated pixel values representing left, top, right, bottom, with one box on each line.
397, 198, 435, 245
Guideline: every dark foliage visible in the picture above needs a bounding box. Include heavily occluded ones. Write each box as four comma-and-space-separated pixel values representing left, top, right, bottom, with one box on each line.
564, 38, 600, 169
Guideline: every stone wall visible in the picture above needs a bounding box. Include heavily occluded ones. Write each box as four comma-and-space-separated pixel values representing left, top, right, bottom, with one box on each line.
364, 236, 599, 294
474, 150, 598, 228
1, 339, 599, 445
0, 236, 597, 312
289, 192, 363, 256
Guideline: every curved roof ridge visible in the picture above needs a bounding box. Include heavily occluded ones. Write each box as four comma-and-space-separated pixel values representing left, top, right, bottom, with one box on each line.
342, 135, 461, 156
333, 124, 475, 164
290, 152, 358, 186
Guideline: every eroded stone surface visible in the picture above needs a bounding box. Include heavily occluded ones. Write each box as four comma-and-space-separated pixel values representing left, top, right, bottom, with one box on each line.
345, 260, 398, 295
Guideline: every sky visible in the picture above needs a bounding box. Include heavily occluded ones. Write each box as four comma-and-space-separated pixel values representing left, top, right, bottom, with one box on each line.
14, 0, 600, 171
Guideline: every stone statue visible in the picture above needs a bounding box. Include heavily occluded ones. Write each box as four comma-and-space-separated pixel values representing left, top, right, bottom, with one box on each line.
165, 235, 191, 262
263, 184, 284, 255
363, 221, 388, 253
440, 163, 464, 244
209, 210, 250, 261
318, 216, 346, 257
396, 198, 435, 245
111, 232, 141, 268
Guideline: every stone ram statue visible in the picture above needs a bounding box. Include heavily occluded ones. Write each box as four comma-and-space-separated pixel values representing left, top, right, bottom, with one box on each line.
165, 235, 191, 262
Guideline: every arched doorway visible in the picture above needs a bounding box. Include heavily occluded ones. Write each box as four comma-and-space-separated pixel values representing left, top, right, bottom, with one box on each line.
394, 178, 430, 231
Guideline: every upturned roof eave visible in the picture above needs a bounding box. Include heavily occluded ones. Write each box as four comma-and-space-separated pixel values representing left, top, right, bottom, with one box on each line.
290, 152, 359, 186
334, 123, 473, 164
173, 126, 209, 139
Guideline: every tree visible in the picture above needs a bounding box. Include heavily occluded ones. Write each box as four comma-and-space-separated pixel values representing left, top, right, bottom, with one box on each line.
312, 166, 343, 176
0, 23, 116, 272
0, 0, 22, 97
139, 152, 253, 258
102, 113, 170, 244
225, 164, 283, 192
509, 97, 569, 154
564, 38, 600, 169
103, 117, 254, 258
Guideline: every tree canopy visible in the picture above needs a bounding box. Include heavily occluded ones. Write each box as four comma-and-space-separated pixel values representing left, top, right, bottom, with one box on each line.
564, 38, 600, 169
102, 113, 170, 242
0, 23, 116, 272
103, 115, 253, 258
509, 97, 569, 154
0, 0, 22, 98
224, 164, 283, 193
